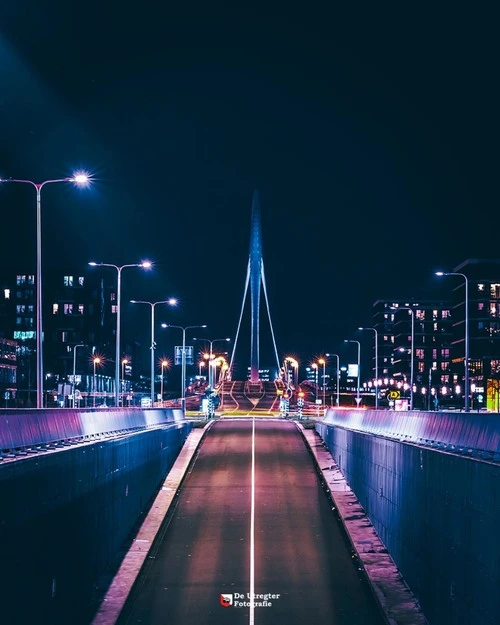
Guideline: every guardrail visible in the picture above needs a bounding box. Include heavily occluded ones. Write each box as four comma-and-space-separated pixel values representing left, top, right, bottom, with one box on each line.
322, 408, 500, 460
0, 408, 185, 458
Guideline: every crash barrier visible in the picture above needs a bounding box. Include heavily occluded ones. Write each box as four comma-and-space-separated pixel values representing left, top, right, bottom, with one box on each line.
0, 422, 191, 625
316, 417, 500, 625
322, 408, 500, 460
0, 407, 185, 457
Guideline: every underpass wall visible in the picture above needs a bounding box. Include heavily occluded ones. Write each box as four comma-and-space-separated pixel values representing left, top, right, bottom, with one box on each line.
316, 415, 500, 625
0, 418, 192, 625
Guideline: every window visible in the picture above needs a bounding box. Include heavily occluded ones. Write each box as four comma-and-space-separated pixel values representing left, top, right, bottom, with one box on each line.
53, 303, 59, 314
491, 360, 500, 375
27, 275, 34, 285
3, 289, 10, 299
490, 284, 500, 298
78, 304, 84, 314
416, 348, 425, 359
61, 332, 68, 342
63, 276, 74, 287
490, 303, 500, 318
478, 302, 484, 311
111, 305, 118, 314
441, 348, 450, 359
415, 309, 425, 320
110, 292, 116, 302
16, 305, 25, 314
432, 349, 437, 359
16, 275, 26, 285
478, 283, 485, 292
78, 276, 84, 286
16, 317, 22, 326
440, 362, 449, 371
28, 305, 34, 313
442, 309, 451, 318
64, 304, 73, 315
433, 322, 438, 331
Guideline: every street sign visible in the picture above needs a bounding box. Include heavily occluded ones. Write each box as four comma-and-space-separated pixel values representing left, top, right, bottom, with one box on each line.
388, 390, 401, 400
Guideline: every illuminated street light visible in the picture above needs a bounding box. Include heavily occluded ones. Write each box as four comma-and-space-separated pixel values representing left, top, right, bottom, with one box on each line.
317, 357, 327, 406
89, 260, 152, 407
160, 358, 170, 406
93, 356, 101, 408
325, 353, 340, 407
436, 271, 470, 412
0, 172, 91, 407
162, 324, 207, 411
390, 307, 415, 410
192, 338, 231, 388
130, 298, 177, 405
344, 339, 361, 404
358, 327, 379, 410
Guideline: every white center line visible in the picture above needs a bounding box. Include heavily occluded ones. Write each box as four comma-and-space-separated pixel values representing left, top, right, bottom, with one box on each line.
249, 415, 256, 625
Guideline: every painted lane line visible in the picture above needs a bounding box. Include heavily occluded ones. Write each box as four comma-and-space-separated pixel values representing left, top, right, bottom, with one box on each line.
249, 415, 256, 625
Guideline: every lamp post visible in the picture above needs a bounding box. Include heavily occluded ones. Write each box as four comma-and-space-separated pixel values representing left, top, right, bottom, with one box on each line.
0, 172, 90, 408
390, 307, 415, 410
72, 344, 85, 408
160, 359, 170, 406
326, 353, 340, 406
121, 358, 129, 405
162, 325, 207, 411
317, 358, 326, 406
436, 271, 470, 412
93, 356, 101, 408
358, 327, 379, 410
192, 338, 231, 388
130, 298, 177, 406
344, 339, 361, 404
89, 261, 152, 407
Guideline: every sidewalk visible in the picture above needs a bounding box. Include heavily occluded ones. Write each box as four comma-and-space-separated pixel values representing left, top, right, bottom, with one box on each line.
301, 425, 429, 625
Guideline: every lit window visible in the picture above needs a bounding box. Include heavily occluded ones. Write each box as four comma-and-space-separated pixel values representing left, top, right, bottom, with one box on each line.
416, 309, 425, 320
478, 283, 484, 291
110, 292, 116, 302
491, 284, 500, 298
78, 276, 84, 286
490, 303, 497, 317
16, 275, 26, 285
27, 275, 34, 284
441, 348, 450, 359
61, 332, 68, 342
78, 304, 84, 314
440, 362, 449, 371
478, 302, 484, 311
16, 305, 25, 314
16, 317, 22, 325
4, 289, 10, 299
63, 276, 74, 287
64, 304, 73, 315
433, 349, 437, 359
53, 304, 59, 314
111, 305, 118, 314
433, 322, 438, 331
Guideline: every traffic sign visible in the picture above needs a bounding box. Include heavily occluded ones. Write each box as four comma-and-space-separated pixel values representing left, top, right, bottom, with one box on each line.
388, 390, 401, 400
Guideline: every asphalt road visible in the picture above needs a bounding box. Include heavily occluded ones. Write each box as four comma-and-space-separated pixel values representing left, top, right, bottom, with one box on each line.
116, 419, 386, 625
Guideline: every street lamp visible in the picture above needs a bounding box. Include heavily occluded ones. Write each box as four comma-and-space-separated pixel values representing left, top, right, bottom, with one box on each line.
162, 324, 207, 411
325, 353, 340, 406
317, 357, 327, 406
0, 172, 91, 408
89, 260, 152, 407
192, 338, 231, 388
358, 327, 379, 410
93, 356, 101, 408
390, 307, 415, 410
121, 358, 129, 404
436, 271, 470, 412
160, 359, 170, 406
130, 298, 177, 406
72, 344, 85, 408
344, 339, 361, 404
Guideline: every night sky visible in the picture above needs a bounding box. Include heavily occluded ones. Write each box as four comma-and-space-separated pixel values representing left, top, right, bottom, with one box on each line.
0, 2, 498, 375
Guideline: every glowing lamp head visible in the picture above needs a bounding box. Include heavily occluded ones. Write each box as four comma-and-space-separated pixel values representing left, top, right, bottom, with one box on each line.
71, 172, 91, 186
168, 298, 178, 306
435, 271, 444, 276
140, 261, 152, 269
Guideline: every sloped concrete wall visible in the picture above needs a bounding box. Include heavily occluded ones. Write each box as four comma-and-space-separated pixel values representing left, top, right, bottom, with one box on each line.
316, 418, 500, 625
0, 421, 191, 625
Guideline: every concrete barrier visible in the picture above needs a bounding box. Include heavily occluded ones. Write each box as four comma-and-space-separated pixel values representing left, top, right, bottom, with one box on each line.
0, 407, 184, 455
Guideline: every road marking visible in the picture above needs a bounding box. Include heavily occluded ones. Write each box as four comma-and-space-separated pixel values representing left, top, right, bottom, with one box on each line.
249, 415, 256, 625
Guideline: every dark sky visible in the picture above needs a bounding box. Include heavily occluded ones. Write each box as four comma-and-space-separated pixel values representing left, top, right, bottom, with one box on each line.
0, 2, 498, 374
